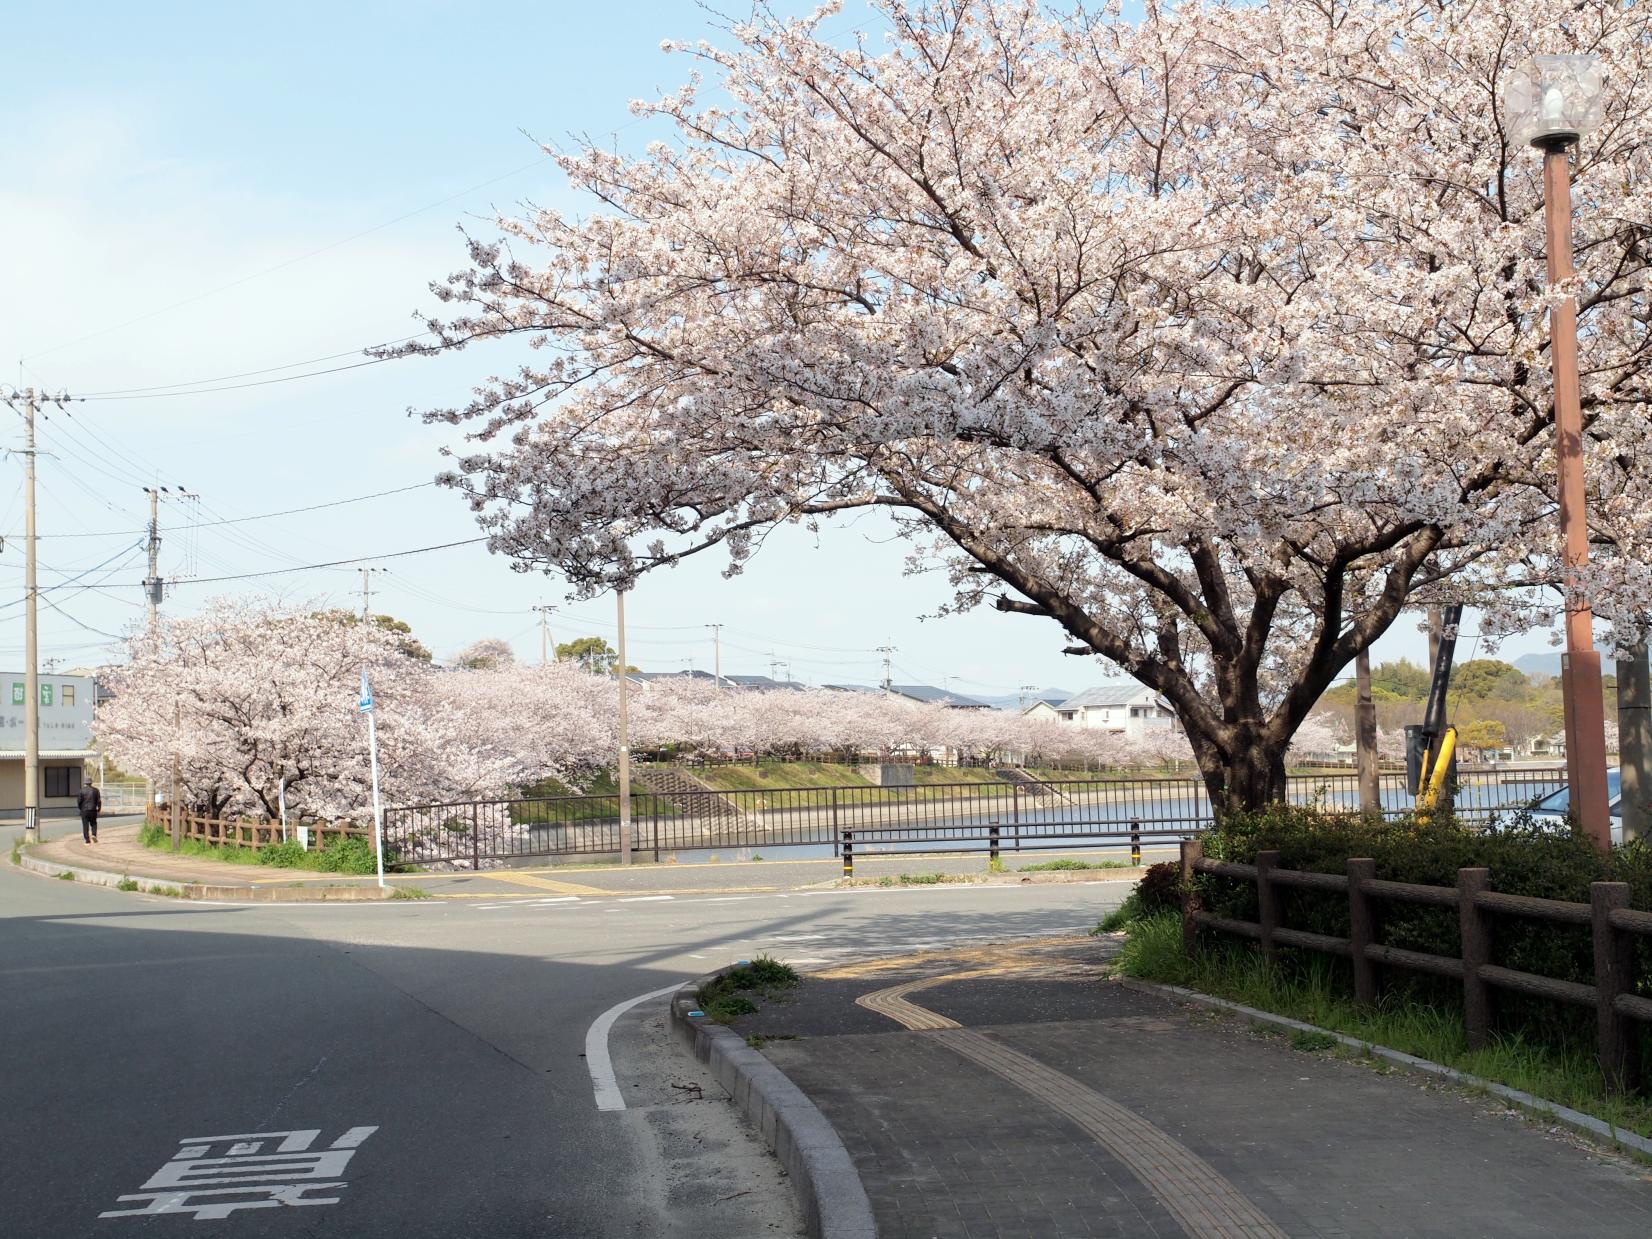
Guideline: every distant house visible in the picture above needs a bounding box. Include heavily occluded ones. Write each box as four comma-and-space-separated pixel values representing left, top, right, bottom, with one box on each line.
889, 684, 992, 710
1054, 680, 1177, 741
1526, 731, 1566, 759
1022, 700, 1063, 722
1, 671, 96, 813
823, 682, 991, 709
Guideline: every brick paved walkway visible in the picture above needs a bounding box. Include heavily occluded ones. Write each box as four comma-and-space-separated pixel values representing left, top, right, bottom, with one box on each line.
736, 937, 1652, 1238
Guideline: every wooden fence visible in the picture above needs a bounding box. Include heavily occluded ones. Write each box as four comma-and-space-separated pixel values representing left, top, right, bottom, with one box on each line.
1180, 839, 1652, 1093
145, 805, 374, 853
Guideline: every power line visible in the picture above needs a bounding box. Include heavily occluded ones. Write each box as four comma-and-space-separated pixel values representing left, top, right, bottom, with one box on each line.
71, 335, 431, 398
2, 482, 435, 540
113, 536, 491, 587
74, 354, 409, 401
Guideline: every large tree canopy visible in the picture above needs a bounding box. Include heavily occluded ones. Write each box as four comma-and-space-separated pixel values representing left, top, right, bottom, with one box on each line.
403, 0, 1652, 809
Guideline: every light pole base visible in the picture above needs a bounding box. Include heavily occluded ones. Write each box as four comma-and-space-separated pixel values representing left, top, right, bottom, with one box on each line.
22, 806, 39, 845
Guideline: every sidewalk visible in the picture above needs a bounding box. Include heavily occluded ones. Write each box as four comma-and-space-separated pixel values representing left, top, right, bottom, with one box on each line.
23, 823, 1161, 901
727, 936, 1652, 1238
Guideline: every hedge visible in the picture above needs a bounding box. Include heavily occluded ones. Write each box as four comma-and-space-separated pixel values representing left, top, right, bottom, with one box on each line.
1194, 806, 1652, 1078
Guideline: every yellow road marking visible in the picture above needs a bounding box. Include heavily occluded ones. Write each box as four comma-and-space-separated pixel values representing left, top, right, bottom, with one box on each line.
474, 871, 612, 896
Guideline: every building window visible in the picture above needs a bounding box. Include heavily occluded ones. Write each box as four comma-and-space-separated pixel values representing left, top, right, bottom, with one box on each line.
43, 766, 82, 798
61, 685, 75, 706
1130, 706, 1145, 718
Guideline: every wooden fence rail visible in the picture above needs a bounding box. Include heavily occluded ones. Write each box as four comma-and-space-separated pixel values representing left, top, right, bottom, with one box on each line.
145, 805, 374, 853
1180, 839, 1651, 1094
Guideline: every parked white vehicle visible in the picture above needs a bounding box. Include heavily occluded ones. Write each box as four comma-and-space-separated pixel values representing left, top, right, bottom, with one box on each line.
1528, 769, 1623, 844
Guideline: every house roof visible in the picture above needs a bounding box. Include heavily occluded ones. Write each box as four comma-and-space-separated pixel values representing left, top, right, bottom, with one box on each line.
1061, 680, 1160, 709
889, 684, 993, 709
721, 674, 803, 691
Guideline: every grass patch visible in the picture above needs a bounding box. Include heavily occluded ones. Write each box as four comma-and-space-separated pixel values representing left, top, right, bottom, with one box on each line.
138, 823, 384, 875
1116, 912, 1652, 1139
57, 870, 74, 881
116, 877, 139, 892
1291, 1029, 1339, 1052
145, 884, 182, 897
388, 886, 431, 900
855, 871, 977, 888
695, 955, 800, 1024
1019, 858, 1131, 872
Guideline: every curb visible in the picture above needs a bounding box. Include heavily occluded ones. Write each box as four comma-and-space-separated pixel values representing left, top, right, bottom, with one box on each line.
15, 852, 395, 902
669, 970, 877, 1239
1120, 977, 1652, 1160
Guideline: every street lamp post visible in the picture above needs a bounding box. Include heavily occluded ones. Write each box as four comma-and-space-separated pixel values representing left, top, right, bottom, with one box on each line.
1505, 54, 1612, 849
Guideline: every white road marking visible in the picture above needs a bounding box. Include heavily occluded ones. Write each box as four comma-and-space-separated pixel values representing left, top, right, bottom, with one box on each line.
618, 895, 674, 903
772, 934, 828, 941
586, 982, 691, 1112
705, 896, 757, 902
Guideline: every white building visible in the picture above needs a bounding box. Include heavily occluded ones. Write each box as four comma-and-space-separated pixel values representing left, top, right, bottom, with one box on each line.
0, 672, 96, 813
1054, 680, 1177, 741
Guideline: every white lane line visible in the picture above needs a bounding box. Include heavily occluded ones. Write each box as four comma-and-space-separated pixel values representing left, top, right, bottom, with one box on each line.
772, 934, 828, 941
618, 895, 674, 903
705, 896, 757, 903
526, 896, 582, 905
586, 981, 691, 1112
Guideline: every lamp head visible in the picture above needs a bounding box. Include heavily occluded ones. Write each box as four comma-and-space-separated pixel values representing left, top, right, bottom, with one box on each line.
1504, 54, 1606, 150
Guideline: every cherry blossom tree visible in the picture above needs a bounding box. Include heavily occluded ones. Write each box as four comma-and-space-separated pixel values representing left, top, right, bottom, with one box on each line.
400, 0, 1652, 811
97, 601, 427, 821
452, 637, 516, 670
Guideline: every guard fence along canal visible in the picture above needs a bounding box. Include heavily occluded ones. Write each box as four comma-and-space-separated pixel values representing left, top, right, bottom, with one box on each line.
379, 765, 1568, 871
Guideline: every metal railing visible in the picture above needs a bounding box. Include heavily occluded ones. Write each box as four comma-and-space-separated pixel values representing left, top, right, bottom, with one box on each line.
381, 766, 1569, 870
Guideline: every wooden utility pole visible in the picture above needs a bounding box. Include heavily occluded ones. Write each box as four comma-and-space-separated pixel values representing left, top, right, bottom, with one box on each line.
1619, 643, 1651, 842
1355, 647, 1380, 814
170, 700, 182, 852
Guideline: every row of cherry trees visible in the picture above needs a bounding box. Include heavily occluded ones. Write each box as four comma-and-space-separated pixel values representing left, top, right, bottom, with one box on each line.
97, 603, 1290, 822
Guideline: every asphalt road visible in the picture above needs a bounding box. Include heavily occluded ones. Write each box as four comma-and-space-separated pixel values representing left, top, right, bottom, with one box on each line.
0, 819, 1125, 1238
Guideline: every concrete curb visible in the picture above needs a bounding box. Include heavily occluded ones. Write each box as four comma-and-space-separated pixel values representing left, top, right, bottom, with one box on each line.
15, 852, 395, 902
669, 969, 877, 1239
1120, 977, 1652, 1160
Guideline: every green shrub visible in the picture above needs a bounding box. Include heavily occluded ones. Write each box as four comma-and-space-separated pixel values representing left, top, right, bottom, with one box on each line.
1095, 860, 1183, 932
257, 840, 308, 868
694, 955, 800, 1023
116, 877, 139, 892
316, 837, 378, 875
1192, 805, 1652, 1079
138, 821, 168, 849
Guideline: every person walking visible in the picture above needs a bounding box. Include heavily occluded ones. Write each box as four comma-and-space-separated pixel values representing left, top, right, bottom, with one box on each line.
77, 781, 102, 844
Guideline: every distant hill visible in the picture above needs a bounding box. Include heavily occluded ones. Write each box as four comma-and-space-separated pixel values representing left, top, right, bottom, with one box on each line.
979, 686, 1075, 711
1512, 652, 1563, 679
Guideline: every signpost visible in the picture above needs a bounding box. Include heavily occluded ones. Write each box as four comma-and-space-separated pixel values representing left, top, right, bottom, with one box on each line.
359, 670, 386, 888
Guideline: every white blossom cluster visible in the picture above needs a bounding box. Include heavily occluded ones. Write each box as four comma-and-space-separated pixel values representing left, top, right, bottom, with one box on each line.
92, 603, 1195, 820
397, 0, 1652, 807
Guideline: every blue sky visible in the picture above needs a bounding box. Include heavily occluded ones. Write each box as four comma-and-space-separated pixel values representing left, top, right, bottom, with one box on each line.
0, 1, 1552, 695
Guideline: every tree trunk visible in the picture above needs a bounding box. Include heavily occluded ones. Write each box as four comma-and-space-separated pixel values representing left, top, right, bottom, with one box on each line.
1190, 728, 1289, 818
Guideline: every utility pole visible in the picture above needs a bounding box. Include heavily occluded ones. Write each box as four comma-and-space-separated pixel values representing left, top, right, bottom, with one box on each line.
1018, 684, 1036, 710
768, 653, 783, 683
15, 389, 42, 843
1354, 647, 1380, 814
359, 566, 383, 621
616, 590, 632, 866
1619, 640, 1651, 842
534, 605, 557, 665
143, 487, 163, 633
706, 623, 723, 689
877, 645, 896, 694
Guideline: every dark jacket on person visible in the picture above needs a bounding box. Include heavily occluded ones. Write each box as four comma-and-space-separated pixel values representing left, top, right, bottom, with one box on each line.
76, 785, 102, 814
